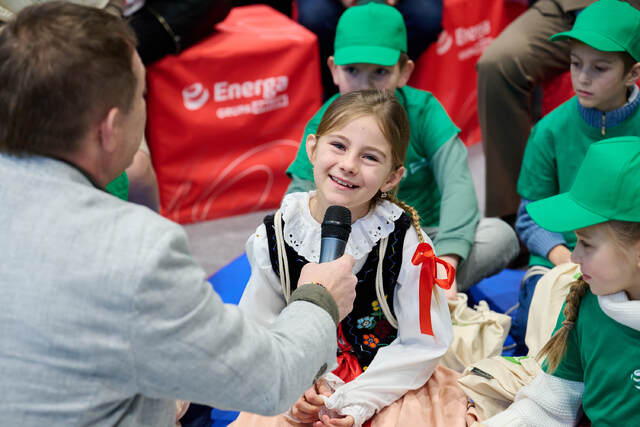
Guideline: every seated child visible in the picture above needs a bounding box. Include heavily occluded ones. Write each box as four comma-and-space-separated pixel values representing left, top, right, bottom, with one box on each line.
285, 2, 519, 298
233, 90, 455, 427
486, 136, 640, 426
512, 0, 640, 351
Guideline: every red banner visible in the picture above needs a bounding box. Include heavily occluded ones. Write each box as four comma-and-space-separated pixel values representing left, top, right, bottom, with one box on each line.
146, 6, 322, 224
409, 0, 528, 146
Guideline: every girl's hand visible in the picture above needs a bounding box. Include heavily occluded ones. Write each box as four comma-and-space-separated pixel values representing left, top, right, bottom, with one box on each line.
291, 379, 332, 423
314, 414, 355, 427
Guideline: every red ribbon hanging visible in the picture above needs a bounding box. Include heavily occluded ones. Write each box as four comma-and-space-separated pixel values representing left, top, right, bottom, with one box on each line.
411, 242, 455, 336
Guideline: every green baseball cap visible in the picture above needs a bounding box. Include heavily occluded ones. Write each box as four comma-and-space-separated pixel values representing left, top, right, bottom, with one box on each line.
527, 136, 640, 232
333, 3, 407, 67
550, 0, 640, 62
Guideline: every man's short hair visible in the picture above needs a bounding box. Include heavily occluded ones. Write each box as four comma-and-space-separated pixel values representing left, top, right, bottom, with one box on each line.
0, 1, 137, 156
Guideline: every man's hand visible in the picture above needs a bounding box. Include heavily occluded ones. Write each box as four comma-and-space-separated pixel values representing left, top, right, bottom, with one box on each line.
298, 254, 357, 321
291, 379, 332, 423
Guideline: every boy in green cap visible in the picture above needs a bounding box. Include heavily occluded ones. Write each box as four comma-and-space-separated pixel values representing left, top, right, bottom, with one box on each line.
486, 136, 640, 427
512, 0, 640, 352
286, 2, 519, 297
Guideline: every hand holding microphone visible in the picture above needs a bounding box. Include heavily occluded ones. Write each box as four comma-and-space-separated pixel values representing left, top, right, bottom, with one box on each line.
298, 206, 357, 321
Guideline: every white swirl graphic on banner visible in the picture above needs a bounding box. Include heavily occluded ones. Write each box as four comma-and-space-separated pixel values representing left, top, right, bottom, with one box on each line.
164, 140, 298, 223
182, 83, 210, 111
436, 31, 453, 56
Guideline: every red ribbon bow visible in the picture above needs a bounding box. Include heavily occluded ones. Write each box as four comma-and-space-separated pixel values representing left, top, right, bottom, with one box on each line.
411, 242, 455, 336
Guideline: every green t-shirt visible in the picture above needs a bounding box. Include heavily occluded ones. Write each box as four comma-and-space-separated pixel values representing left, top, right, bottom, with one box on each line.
105, 171, 129, 201
286, 86, 459, 228
518, 97, 640, 267
546, 290, 640, 426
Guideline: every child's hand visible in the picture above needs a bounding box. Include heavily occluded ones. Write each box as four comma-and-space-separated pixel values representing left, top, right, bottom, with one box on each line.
439, 254, 460, 300
291, 378, 332, 423
314, 414, 355, 427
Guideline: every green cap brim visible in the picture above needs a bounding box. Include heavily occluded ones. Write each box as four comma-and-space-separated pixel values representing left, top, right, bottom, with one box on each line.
334, 45, 401, 67
551, 29, 626, 53
526, 192, 609, 233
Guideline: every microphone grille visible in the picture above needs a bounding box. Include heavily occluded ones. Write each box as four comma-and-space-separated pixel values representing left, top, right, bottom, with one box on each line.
321, 206, 351, 240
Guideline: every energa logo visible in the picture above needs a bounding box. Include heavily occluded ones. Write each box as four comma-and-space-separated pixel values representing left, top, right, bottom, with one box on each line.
182, 83, 210, 111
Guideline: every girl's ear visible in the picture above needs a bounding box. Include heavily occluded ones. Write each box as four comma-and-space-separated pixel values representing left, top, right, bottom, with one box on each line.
380, 165, 405, 193
625, 62, 640, 86
306, 134, 318, 164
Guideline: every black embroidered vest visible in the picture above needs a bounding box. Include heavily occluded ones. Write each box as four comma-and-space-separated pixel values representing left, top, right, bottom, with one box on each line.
264, 212, 412, 369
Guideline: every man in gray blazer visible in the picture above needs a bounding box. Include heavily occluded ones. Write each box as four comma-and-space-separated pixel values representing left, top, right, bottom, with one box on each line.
0, 2, 357, 425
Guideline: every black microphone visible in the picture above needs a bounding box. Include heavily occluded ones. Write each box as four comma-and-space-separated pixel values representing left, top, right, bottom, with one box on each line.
319, 206, 352, 263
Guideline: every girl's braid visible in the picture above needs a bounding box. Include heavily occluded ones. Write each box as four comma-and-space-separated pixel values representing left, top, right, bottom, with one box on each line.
536, 279, 589, 373
386, 194, 441, 304
386, 194, 423, 244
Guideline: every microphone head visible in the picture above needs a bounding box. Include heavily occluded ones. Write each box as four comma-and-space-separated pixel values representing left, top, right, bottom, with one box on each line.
321, 205, 351, 241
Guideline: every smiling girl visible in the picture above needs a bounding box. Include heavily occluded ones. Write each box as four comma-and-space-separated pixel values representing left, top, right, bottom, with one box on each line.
233, 90, 456, 427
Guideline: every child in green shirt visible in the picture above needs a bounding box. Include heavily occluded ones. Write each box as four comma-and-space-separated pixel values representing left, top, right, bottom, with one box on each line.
487, 136, 640, 427
286, 2, 519, 297
512, 0, 640, 351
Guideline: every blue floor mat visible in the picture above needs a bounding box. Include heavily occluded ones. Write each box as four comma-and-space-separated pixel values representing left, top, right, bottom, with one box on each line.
207, 253, 251, 305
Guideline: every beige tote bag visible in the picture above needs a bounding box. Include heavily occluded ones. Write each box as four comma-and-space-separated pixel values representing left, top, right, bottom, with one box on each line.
441, 293, 512, 373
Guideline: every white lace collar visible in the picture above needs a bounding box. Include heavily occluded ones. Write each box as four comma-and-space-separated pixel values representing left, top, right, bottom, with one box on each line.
598, 292, 640, 331
280, 192, 404, 262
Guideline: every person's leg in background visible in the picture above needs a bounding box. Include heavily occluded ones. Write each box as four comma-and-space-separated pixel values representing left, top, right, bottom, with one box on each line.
453, 218, 520, 292
476, 0, 576, 220
425, 218, 520, 292
296, 0, 344, 99
509, 266, 549, 355
394, 0, 443, 62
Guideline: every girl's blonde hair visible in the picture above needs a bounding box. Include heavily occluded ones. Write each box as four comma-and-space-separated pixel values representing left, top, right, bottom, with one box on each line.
538, 220, 640, 372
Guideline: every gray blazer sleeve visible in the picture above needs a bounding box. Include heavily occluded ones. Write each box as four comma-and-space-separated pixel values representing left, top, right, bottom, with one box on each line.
128, 222, 336, 415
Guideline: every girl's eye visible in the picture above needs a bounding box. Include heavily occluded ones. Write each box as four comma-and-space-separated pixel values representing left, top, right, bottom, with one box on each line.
363, 154, 379, 162
330, 142, 346, 150
594, 66, 607, 73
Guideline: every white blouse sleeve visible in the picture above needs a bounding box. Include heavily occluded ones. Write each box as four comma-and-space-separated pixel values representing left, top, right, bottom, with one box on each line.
484, 371, 584, 427
323, 229, 455, 426
238, 223, 287, 326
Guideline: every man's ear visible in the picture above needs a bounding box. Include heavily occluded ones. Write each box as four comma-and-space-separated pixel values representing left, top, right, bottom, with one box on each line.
625, 62, 640, 87
381, 165, 405, 193
328, 56, 340, 86
397, 59, 415, 88
306, 134, 318, 164
98, 107, 120, 154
